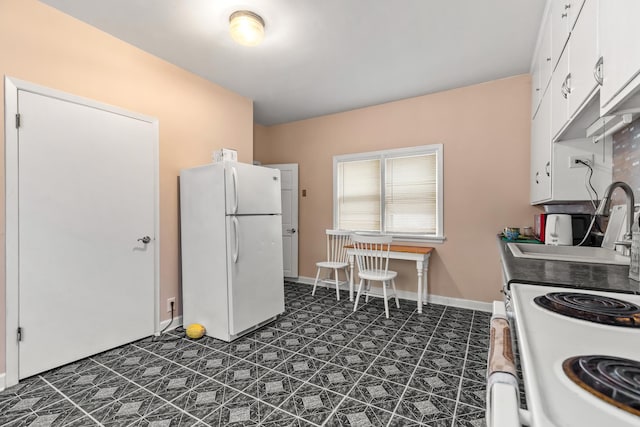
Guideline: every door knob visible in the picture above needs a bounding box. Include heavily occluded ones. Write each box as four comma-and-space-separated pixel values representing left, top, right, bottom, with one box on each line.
138, 236, 151, 244
287, 228, 296, 234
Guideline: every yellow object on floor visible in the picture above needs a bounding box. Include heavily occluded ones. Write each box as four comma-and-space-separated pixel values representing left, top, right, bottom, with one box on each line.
186, 323, 205, 339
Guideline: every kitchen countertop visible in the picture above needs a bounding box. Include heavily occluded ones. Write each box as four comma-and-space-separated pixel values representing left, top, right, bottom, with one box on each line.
497, 237, 640, 295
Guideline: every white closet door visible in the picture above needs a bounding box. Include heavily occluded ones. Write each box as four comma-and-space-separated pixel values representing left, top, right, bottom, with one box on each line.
18, 90, 156, 378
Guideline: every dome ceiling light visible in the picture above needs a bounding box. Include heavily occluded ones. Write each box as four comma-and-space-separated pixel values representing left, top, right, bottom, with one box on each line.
229, 10, 265, 47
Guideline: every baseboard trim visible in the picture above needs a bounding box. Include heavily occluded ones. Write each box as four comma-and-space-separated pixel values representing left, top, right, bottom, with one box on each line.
426, 295, 492, 312
0, 319, 183, 392
293, 276, 492, 312
156, 315, 183, 335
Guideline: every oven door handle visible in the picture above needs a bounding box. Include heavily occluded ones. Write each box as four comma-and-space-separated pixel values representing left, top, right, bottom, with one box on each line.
486, 301, 523, 427
488, 382, 521, 427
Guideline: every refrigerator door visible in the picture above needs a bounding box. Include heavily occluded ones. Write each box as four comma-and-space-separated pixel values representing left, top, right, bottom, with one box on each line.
224, 162, 282, 215
226, 214, 284, 335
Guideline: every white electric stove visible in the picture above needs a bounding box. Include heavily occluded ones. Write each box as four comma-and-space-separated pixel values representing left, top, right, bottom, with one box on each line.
496, 283, 640, 427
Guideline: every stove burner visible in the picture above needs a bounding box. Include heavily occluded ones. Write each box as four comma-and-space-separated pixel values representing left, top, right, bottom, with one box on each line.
534, 292, 640, 327
563, 355, 640, 417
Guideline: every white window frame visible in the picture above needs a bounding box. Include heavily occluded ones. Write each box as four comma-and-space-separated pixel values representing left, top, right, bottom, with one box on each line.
333, 144, 444, 243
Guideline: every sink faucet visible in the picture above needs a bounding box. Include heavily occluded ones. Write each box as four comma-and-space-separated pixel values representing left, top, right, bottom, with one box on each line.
595, 181, 635, 243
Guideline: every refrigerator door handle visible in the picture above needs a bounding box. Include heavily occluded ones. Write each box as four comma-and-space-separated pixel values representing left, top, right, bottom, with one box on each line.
232, 217, 240, 263
231, 166, 239, 214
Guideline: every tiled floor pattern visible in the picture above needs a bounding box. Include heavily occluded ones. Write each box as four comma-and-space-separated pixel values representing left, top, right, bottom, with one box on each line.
0, 283, 490, 426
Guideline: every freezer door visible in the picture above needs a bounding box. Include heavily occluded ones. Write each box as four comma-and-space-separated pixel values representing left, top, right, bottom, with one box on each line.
226, 215, 284, 335
224, 162, 282, 215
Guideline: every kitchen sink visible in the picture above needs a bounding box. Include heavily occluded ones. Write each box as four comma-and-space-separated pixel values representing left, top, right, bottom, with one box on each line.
507, 242, 630, 265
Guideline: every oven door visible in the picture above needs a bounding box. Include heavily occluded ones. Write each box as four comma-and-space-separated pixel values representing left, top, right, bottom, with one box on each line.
486, 301, 523, 427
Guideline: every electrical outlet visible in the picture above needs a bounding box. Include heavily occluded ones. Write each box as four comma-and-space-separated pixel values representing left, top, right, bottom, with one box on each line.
569, 155, 593, 168
167, 297, 176, 313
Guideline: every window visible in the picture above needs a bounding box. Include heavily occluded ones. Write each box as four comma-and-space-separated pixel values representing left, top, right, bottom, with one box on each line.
333, 144, 443, 241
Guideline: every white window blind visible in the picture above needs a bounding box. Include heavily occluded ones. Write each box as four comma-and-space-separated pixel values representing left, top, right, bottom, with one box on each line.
334, 144, 443, 240
385, 154, 437, 234
337, 159, 381, 231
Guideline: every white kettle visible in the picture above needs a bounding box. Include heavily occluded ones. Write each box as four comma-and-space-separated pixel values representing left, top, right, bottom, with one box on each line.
545, 214, 572, 245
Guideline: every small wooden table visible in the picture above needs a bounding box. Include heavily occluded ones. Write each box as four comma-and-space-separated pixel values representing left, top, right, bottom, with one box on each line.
346, 245, 434, 314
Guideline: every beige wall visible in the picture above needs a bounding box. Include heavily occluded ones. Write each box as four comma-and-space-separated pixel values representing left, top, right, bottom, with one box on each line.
0, 0, 253, 375
254, 75, 538, 303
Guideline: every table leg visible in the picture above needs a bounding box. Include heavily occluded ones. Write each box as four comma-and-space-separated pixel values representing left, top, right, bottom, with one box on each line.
349, 254, 355, 302
423, 255, 430, 306
416, 260, 423, 314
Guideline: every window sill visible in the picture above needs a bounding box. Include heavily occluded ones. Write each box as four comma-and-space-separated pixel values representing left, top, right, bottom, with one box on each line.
392, 235, 446, 244
350, 231, 446, 244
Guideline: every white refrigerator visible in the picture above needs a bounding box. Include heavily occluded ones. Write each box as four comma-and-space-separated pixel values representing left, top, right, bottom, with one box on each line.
180, 161, 285, 341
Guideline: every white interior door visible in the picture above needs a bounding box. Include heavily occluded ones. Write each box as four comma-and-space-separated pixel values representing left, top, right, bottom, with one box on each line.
265, 164, 299, 278
16, 88, 157, 379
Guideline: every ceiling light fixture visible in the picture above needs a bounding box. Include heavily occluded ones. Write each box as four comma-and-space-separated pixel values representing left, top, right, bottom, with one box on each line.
229, 10, 265, 47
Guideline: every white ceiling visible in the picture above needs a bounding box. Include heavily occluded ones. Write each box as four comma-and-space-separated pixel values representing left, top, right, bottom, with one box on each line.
40, 0, 545, 126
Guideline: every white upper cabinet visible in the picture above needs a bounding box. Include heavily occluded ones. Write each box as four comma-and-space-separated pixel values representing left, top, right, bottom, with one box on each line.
532, 17, 553, 118
568, 0, 586, 30
551, 0, 571, 68
599, 0, 640, 113
546, 0, 600, 141
567, 0, 599, 119
539, 26, 553, 92
552, 51, 570, 139
550, 0, 584, 68
531, 56, 541, 118
531, 93, 552, 204
528, 0, 613, 204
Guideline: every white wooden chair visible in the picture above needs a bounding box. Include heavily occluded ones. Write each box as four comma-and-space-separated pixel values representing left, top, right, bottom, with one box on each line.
312, 229, 352, 300
352, 234, 399, 318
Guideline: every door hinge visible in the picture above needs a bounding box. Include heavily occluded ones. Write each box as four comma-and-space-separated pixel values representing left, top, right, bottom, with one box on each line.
17, 327, 23, 342
15, 113, 21, 129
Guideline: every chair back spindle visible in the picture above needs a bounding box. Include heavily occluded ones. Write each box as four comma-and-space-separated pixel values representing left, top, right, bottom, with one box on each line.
352, 234, 392, 277
326, 230, 350, 263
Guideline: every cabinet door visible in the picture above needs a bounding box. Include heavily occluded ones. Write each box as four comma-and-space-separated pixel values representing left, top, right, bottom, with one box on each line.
539, 18, 554, 96
531, 56, 542, 119
600, 0, 640, 110
532, 16, 553, 118
552, 52, 570, 139
569, 0, 586, 30
551, 0, 571, 68
568, 0, 599, 118
531, 94, 552, 204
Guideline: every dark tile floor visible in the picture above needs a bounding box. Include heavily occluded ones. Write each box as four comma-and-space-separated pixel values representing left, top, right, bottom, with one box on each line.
0, 283, 490, 426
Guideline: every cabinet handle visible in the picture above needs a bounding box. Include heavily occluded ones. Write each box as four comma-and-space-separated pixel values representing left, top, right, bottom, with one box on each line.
593, 56, 604, 86
561, 74, 571, 99
546, 57, 552, 62
536, 88, 540, 92
564, 4, 571, 9
561, 12, 568, 18
545, 161, 551, 177
535, 171, 540, 184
